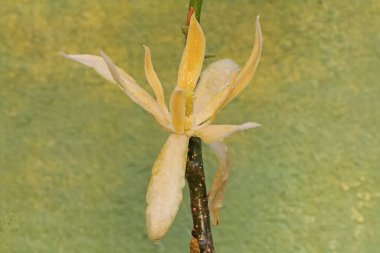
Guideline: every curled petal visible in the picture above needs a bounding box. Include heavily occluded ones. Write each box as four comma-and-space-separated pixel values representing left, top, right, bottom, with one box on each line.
99, 51, 171, 129
146, 134, 189, 240
208, 141, 231, 226
194, 122, 261, 144
170, 89, 186, 134
143, 45, 169, 116
177, 13, 206, 92
226, 16, 263, 104
194, 59, 239, 114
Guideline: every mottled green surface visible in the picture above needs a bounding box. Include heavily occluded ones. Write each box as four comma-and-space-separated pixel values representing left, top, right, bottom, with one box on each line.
1, 0, 379, 252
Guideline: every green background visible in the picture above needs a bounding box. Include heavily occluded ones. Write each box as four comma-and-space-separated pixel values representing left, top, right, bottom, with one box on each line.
1, 0, 379, 252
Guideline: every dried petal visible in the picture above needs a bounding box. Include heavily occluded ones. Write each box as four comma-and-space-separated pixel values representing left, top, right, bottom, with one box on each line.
100, 51, 171, 129
146, 134, 189, 240
227, 16, 263, 104
143, 45, 169, 116
194, 59, 239, 113
62, 52, 171, 129
194, 122, 261, 144
193, 85, 233, 126
208, 142, 231, 226
61, 53, 120, 84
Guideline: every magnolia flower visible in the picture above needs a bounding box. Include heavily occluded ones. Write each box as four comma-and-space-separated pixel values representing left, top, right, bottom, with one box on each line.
62, 14, 263, 241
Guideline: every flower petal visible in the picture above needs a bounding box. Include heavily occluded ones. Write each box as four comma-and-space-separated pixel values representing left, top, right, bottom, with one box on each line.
61, 53, 118, 84
170, 89, 186, 134
99, 51, 171, 129
143, 45, 169, 116
194, 122, 261, 144
193, 85, 233, 126
62, 52, 171, 130
146, 134, 189, 240
177, 13, 206, 92
194, 59, 239, 114
208, 141, 231, 226
227, 16, 263, 104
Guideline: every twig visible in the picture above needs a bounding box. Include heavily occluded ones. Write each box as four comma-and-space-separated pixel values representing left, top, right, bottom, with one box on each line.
186, 137, 215, 253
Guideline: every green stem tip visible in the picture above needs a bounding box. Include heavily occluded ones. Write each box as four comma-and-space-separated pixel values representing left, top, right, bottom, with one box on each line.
189, 0, 203, 22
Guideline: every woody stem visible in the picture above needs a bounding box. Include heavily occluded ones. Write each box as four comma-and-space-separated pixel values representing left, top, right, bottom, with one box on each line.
186, 137, 215, 253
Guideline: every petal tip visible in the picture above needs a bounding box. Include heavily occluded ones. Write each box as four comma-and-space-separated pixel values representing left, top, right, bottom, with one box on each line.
99, 50, 114, 68
99, 50, 106, 58
256, 16, 263, 42
190, 12, 197, 23
189, 12, 202, 33
146, 216, 165, 241
241, 122, 261, 129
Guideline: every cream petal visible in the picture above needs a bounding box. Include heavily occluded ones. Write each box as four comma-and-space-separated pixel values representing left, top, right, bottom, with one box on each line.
146, 134, 189, 240
194, 59, 239, 114
177, 13, 206, 92
208, 141, 231, 226
61, 53, 118, 84
194, 122, 261, 144
63, 51, 171, 129
143, 45, 169, 116
170, 89, 186, 134
193, 85, 233, 126
99, 51, 171, 129
226, 16, 263, 104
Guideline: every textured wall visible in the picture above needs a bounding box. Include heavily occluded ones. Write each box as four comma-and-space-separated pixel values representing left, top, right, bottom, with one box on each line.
1, 0, 379, 252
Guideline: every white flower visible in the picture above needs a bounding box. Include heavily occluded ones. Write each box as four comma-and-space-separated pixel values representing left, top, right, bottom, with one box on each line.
62, 14, 263, 241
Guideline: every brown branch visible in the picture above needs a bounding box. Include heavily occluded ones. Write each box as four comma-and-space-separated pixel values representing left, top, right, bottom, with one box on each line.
186, 137, 215, 253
